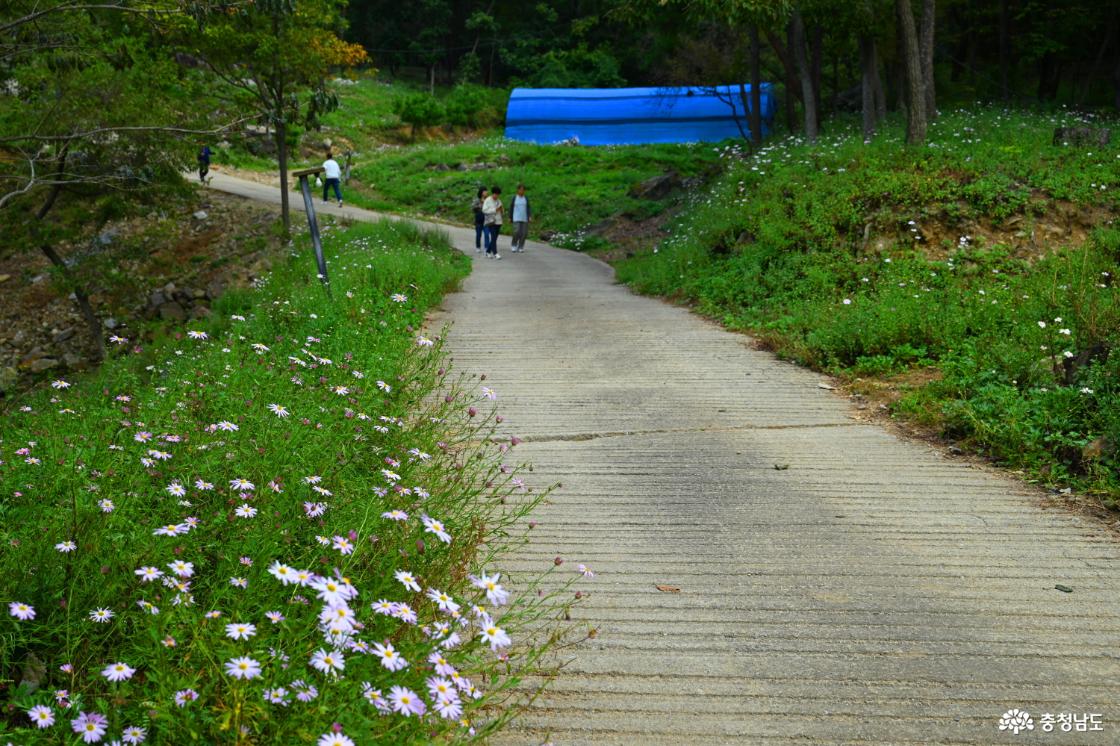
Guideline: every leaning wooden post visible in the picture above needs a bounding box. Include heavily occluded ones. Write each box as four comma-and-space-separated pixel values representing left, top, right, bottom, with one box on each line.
292, 166, 331, 295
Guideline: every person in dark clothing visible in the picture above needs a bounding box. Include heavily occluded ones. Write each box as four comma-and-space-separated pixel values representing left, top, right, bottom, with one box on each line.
197, 144, 212, 184
472, 187, 488, 253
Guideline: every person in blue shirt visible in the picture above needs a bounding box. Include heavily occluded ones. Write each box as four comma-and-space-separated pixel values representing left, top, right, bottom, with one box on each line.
509, 183, 532, 253
197, 144, 212, 184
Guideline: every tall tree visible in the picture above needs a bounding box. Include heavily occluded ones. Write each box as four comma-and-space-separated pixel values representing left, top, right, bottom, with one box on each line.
896, 0, 927, 143
1, 0, 227, 359
188, 0, 367, 234
642, 0, 790, 145
789, 7, 818, 142
919, 0, 936, 118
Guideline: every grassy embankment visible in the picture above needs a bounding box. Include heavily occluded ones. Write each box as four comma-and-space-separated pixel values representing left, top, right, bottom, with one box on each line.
616, 108, 1120, 503
1, 219, 574, 742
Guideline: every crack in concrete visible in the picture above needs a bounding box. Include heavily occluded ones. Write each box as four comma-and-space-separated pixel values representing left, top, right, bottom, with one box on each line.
514, 422, 860, 443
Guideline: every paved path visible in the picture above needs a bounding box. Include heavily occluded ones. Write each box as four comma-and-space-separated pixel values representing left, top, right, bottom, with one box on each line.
210, 173, 1120, 744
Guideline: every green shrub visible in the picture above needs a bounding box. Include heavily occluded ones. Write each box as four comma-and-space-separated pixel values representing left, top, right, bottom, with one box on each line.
393, 93, 445, 136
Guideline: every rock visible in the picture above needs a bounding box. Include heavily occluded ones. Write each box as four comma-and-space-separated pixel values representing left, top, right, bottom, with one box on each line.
97, 229, 117, 246
1082, 437, 1113, 462
189, 305, 212, 320
148, 291, 166, 309
104, 317, 119, 330
206, 279, 226, 299
0, 366, 18, 393
191, 288, 207, 299
1053, 126, 1110, 147
30, 273, 46, 284
192, 210, 208, 220
628, 171, 682, 200
62, 352, 84, 369
430, 163, 451, 171
0, 274, 10, 284
163, 281, 177, 296
158, 301, 186, 321
29, 357, 59, 372
52, 327, 75, 343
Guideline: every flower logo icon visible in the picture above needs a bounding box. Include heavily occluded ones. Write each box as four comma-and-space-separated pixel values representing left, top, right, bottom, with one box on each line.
999, 709, 1034, 735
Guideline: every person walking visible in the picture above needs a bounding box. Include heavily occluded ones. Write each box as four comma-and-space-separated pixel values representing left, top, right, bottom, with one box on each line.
482, 185, 503, 259
472, 187, 488, 253
197, 143, 212, 184
323, 152, 343, 207
509, 183, 532, 253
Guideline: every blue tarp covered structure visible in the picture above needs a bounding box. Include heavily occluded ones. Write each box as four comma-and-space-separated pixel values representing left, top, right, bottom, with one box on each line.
504, 85, 776, 146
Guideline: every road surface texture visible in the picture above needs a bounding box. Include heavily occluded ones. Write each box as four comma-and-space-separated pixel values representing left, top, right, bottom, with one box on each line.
210, 172, 1120, 745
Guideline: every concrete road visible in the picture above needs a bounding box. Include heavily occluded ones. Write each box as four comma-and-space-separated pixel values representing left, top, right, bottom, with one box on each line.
209, 172, 1120, 745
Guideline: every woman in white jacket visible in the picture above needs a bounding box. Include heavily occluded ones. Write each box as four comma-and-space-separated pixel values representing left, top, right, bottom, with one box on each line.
481, 185, 503, 259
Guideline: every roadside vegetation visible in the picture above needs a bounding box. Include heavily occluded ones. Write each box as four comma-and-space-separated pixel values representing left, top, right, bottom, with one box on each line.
615, 108, 1120, 503
1, 220, 577, 743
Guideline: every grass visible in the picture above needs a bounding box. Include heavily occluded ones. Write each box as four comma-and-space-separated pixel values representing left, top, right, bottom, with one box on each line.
214, 75, 719, 241
344, 137, 718, 240
0, 219, 575, 742
615, 107, 1120, 503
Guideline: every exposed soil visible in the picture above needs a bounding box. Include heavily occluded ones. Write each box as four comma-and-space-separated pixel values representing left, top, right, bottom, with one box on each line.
0, 188, 290, 398
866, 197, 1114, 261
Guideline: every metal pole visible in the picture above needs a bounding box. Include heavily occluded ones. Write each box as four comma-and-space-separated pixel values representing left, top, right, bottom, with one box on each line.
297, 173, 331, 294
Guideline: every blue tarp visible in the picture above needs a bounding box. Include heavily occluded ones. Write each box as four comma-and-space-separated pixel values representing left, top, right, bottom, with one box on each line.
504, 85, 776, 146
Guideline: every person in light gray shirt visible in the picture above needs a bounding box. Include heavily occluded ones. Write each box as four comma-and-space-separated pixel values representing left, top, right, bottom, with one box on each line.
509, 183, 532, 253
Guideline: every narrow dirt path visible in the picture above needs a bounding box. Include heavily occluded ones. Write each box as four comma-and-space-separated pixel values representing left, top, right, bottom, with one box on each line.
210, 172, 1120, 745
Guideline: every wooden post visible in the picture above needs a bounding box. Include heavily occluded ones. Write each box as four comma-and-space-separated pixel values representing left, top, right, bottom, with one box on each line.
292, 166, 331, 294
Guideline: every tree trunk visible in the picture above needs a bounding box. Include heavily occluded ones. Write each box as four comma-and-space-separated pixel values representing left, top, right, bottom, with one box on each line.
748, 24, 763, 145
40, 244, 105, 362
872, 41, 887, 122
790, 9, 818, 142
999, 0, 1012, 101
782, 25, 799, 131
859, 34, 877, 140
810, 22, 822, 129
32, 149, 104, 361
1114, 46, 1120, 109
919, 0, 936, 119
1081, 21, 1115, 105
896, 0, 927, 143
275, 120, 290, 236
429, 64, 436, 94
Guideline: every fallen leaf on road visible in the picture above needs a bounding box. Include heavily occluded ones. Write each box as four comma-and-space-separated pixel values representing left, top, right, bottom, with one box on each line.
774, 463, 790, 470
655, 584, 681, 593
1054, 584, 1073, 593
817, 382, 835, 390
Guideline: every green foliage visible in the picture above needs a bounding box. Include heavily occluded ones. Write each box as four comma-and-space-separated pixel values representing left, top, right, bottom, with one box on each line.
523, 47, 626, 88
345, 137, 717, 237
0, 220, 567, 741
393, 92, 446, 135
616, 108, 1120, 500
